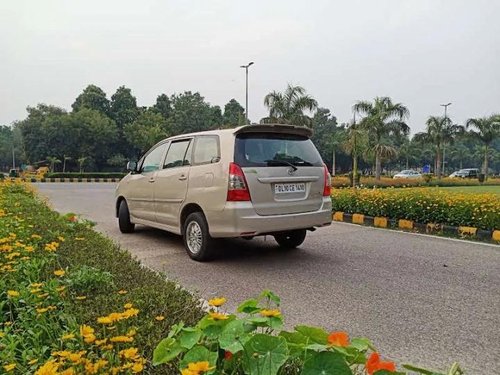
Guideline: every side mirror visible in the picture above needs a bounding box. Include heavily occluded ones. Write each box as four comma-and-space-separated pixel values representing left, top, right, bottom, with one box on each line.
126, 161, 137, 172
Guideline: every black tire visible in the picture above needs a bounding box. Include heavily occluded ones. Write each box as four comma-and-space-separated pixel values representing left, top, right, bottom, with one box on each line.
183, 212, 214, 261
274, 229, 307, 249
118, 200, 135, 233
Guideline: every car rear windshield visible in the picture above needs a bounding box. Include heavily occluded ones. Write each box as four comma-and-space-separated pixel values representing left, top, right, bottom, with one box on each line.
234, 133, 323, 167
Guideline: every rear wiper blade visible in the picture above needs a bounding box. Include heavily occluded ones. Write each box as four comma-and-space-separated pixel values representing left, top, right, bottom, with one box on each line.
265, 159, 298, 171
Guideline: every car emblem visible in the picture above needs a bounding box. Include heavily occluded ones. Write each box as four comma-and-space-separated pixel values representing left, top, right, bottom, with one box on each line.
287, 168, 295, 175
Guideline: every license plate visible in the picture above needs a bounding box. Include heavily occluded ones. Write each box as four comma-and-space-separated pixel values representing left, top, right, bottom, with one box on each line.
274, 183, 306, 194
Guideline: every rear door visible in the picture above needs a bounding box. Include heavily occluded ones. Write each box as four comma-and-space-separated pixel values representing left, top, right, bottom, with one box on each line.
234, 130, 325, 216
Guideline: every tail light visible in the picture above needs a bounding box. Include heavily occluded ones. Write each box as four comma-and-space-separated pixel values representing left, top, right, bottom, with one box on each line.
323, 165, 331, 196
227, 162, 251, 201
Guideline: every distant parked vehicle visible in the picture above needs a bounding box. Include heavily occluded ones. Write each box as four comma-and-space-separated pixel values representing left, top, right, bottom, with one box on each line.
449, 168, 479, 178
393, 170, 422, 179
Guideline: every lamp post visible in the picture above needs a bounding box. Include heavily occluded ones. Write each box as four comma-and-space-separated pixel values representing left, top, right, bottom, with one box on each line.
440, 102, 452, 176
240, 62, 254, 124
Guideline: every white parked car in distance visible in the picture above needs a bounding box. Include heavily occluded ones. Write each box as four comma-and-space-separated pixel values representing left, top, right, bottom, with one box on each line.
393, 170, 422, 179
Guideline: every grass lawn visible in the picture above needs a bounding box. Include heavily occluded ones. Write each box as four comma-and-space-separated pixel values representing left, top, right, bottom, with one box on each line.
436, 185, 500, 195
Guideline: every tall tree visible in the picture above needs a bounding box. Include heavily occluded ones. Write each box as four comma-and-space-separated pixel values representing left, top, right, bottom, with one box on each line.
262, 84, 318, 127
124, 110, 169, 154
466, 114, 500, 179
311, 108, 342, 174
414, 116, 459, 178
152, 94, 172, 120
222, 99, 245, 127
342, 122, 368, 186
167, 92, 218, 135
353, 97, 410, 180
110, 86, 139, 129
72, 85, 110, 115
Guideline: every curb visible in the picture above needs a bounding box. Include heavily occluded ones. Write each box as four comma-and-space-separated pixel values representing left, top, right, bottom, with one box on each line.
7, 177, 121, 183
333, 212, 499, 243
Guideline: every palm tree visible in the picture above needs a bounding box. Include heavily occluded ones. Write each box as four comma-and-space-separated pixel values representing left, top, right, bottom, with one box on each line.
342, 122, 367, 186
353, 97, 410, 180
77, 156, 88, 174
466, 114, 500, 179
62, 155, 72, 173
329, 130, 346, 176
46, 156, 61, 173
414, 116, 459, 179
262, 84, 318, 127
449, 143, 469, 170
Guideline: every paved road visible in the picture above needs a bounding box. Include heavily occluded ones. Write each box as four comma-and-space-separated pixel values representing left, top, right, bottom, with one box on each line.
37, 183, 499, 374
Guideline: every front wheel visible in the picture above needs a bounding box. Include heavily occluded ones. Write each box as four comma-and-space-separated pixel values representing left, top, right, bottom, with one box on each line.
118, 200, 135, 233
183, 212, 214, 261
274, 229, 307, 249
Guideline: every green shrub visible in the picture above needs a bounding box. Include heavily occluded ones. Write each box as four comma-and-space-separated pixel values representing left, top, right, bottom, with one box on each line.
47, 172, 126, 179
67, 265, 114, 293
153, 291, 462, 375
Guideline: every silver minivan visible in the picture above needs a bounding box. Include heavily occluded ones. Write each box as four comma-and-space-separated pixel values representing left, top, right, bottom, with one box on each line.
115, 124, 332, 261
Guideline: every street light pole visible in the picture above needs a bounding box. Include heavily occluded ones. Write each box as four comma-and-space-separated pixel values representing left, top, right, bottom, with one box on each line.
440, 102, 452, 176
240, 62, 254, 124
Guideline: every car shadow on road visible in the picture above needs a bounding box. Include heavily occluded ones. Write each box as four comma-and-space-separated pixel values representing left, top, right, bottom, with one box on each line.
130, 226, 326, 264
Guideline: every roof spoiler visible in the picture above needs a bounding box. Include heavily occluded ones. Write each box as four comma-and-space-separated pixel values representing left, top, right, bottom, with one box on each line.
234, 124, 313, 138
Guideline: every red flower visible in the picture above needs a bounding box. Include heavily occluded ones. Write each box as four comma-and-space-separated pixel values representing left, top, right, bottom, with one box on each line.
224, 351, 233, 361
366, 352, 396, 375
327, 331, 349, 347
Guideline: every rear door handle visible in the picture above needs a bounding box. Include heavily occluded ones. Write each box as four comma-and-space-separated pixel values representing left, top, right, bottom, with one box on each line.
178, 175, 187, 181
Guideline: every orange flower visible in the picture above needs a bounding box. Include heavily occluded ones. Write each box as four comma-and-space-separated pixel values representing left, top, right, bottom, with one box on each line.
327, 331, 349, 347
366, 352, 396, 375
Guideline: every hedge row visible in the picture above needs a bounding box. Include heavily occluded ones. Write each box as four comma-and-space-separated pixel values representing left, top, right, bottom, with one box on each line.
47, 172, 127, 179
331, 187, 500, 230
332, 176, 500, 189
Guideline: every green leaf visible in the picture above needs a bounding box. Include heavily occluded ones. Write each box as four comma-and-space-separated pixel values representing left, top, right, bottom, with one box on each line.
219, 319, 252, 354
179, 346, 218, 371
295, 325, 329, 345
268, 316, 283, 330
403, 364, 445, 375
350, 337, 374, 352
179, 328, 202, 349
237, 298, 261, 314
167, 322, 185, 339
301, 351, 352, 375
259, 290, 281, 305
242, 334, 289, 375
152, 337, 184, 365
279, 331, 309, 358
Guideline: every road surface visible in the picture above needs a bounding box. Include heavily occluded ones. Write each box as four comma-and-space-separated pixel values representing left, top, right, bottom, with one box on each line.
37, 183, 499, 374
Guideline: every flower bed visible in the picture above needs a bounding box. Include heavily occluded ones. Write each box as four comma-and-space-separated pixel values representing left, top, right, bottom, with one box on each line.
0, 181, 203, 374
331, 187, 500, 230
332, 176, 500, 189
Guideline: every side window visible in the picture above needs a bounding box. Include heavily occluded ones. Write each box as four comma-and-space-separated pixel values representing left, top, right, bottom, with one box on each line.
141, 143, 168, 173
163, 140, 191, 169
193, 136, 220, 165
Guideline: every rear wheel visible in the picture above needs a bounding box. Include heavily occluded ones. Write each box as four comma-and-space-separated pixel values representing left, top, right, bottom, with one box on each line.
183, 212, 214, 261
274, 229, 307, 249
118, 200, 135, 233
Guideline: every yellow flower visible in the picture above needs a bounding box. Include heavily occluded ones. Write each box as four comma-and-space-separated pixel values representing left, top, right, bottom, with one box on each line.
208, 311, 229, 320
56, 286, 66, 292
7, 290, 19, 298
59, 368, 75, 375
131, 362, 144, 373
95, 338, 108, 346
208, 297, 226, 307
3, 363, 16, 372
110, 335, 134, 343
31, 283, 43, 288
84, 334, 96, 344
58, 236, 65, 242
97, 316, 114, 324
124, 303, 133, 309
36, 307, 49, 313
80, 324, 94, 337
31, 234, 42, 239
187, 361, 215, 373
119, 347, 139, 359
61, 333, 75, 340
75, 295, 87, 300
155, 315, 165, 321
75, 237, 85, 241
122, 308, 139, 318
28, 358, 38, 365
68, 351, 85, 363
260, 309, 281, 317
117, 289, 128, 295
53, 269, 65, 277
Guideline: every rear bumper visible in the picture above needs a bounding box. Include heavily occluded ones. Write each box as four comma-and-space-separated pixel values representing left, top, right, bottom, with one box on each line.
206, 197, 332, 238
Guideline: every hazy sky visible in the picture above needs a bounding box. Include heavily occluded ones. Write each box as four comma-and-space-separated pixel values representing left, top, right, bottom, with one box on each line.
1, 0, 499, 133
